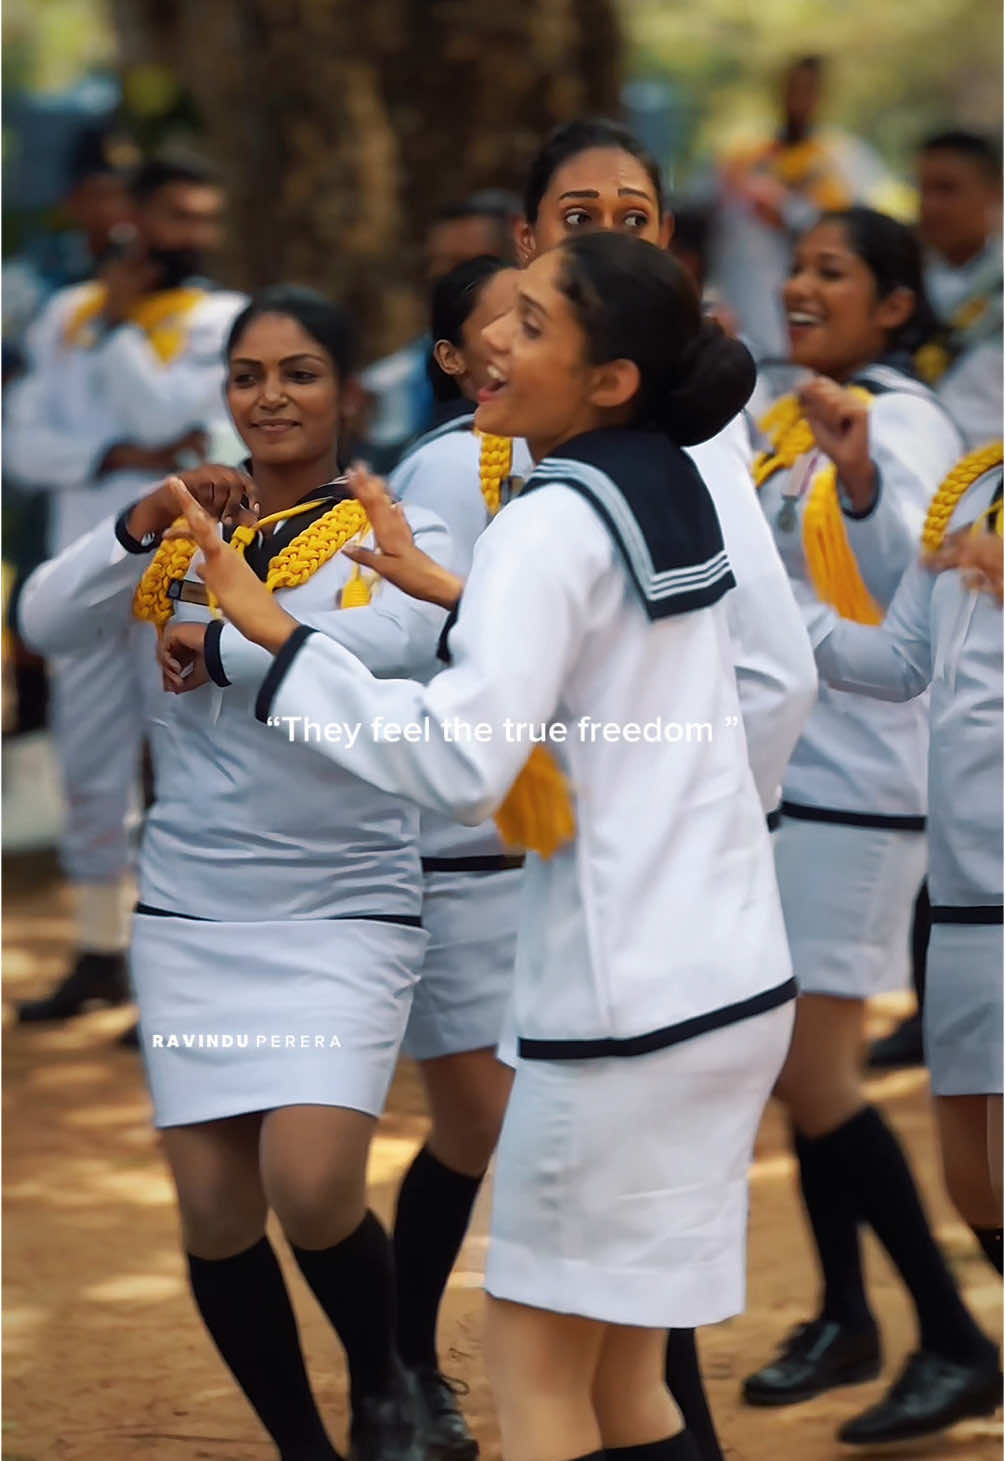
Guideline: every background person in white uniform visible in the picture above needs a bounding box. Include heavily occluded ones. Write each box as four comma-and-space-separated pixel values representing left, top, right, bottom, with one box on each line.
20, 288, 452, 1461
916, 130, 1003, 450
743, 208, 999, 1447
385, 256, 532, 1459
6, 155, 246, 1025
802, 445, 1003, 1296
163, 231, 795, 1461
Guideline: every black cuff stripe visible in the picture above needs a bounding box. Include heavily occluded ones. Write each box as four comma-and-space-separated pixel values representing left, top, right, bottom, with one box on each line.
422, 854, 525, 873
204, 620, 229, 687
780, 800, 925, 832
766, 808, 782, 832
841, 473, 881, 521
930, 905, 1003, 926
253, 624, 315, 723
436, 601, 460, 664
517, 976, 797, 1061
115, 505, 161, 554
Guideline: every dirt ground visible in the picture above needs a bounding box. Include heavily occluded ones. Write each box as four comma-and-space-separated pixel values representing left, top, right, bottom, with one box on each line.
3, 852, 1002, 1461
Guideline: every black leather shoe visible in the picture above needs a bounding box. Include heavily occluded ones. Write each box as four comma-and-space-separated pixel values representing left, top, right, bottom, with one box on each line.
349, 1366, 423, 1461
17, 951, 130, 1023
838, 1349, 1002, 1444
410, 1366, 478, 1460
743, 1319, 882, 1406
867, 1013, 924, 1069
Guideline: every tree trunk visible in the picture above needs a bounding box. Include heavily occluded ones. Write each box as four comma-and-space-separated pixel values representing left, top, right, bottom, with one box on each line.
110, 0, 622, 357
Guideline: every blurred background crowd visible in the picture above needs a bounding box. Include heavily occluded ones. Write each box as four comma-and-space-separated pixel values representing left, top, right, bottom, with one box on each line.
2, 0, 1001, 845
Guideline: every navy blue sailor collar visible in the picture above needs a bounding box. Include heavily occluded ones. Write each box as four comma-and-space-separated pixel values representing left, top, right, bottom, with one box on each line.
520, 427, 735, 621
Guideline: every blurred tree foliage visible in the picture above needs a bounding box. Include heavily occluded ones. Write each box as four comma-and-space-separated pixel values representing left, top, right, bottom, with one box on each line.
626, 0, 1003, 180
108, 0, 621, 358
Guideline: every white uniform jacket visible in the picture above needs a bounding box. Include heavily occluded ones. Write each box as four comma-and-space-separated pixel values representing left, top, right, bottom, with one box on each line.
757, 364, 963, 820
4, 281, 246, 554
218, 427, 796, 1054
18, 494, 452, 922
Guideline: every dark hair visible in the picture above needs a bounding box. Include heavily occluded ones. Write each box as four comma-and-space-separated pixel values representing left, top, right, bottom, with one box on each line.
920, 129, 1002, 183
814, 207, 938, 356
523, 118, 664, 225
427, 255, 510, 402
225, 285, 355, 379
556, 232, 755, 447
129, 153, 221, 204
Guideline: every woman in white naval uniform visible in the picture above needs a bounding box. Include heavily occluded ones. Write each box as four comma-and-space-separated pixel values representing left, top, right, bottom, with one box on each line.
803, 444, 1003, 1288
513, 116, 817, 1461
165, 233, 797, 1461
383, 255, 534, 1458
19, 288, 449, 1461
742, 209, 999, 1447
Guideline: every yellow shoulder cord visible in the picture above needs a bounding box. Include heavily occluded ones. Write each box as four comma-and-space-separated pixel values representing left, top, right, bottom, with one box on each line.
755, 389, 883, 624
64, 285, 206, 363
132, 497, 372, 626
475, 431, 576, 859
921, 442, 1005, 555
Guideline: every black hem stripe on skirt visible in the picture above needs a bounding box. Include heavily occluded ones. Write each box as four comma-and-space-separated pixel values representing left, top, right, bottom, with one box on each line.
134, 902, 422, 928
421, 854, 525, 873
780, 800, 925, 833
930, 905, 1004, 926
517, 975, 797, 1062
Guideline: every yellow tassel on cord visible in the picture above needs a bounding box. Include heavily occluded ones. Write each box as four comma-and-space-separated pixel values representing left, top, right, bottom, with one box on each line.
494, 745, 576, 861
474, 432, 576, 858
921, 442, 1005, 555
132, 497, 373, 626
755, 388, 882, 623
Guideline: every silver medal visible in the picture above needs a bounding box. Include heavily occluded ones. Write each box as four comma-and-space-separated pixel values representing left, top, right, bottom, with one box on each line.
776, 498, 798, 533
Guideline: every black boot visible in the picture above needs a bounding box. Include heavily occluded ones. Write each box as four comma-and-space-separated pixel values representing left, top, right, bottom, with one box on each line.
17, 950, 130, 1023
409, 1365, 478, 1460
349, 1361, 424, 1461
838, 1349, 1002, 1444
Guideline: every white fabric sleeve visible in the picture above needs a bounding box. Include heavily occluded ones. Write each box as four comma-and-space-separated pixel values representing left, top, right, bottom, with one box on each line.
842, 393, 962, 606
253, 486, 615, 824
217, 506, 452, 685
936, 342, 1004, 452
17, 515, 149, 655
804, 556, 934, 702
89, 292, 246, 443
689, 422, 818, 813
3, 294, 117, 491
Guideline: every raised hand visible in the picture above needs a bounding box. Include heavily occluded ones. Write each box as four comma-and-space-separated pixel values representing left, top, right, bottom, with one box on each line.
798, 376, 876, 513
168, 478, 297, 652
928, 525, 1004, 604
341, 462, 464, 609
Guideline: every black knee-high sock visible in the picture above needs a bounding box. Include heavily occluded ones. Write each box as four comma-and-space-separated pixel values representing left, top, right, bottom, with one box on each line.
664, 1330, 724, 1461
393, 1144, 484, 1369
794, 1127, 874, 1331
187, 1238, 339, 1461
606, 1432, 702, 1460
291, 1211, 397, 1407
972, 1226, 1004, 1277
816, 1106, 996, 1364
911, 880, 931, 1011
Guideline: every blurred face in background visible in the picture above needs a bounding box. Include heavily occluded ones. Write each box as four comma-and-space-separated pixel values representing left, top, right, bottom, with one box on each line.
137, 180, 225, 258
66, 172, 131, 252
919, 149, 1001, 266
426, 214, 509, 285
518, 147, 670, 262
783, 62, 823, 138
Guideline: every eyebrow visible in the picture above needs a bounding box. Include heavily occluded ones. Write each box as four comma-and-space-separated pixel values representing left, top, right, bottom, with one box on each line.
230, 353, 327, 367
556, 187, 653, 203
517, 289, 549, 319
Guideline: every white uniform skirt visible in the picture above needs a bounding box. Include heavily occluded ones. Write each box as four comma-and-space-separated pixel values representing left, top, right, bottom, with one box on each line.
925, 920, 1004, 1096
131, 913, 428, 1128
484, 1002, 794, 1327
403, 867, 521, 1061
773, 818, 927, 998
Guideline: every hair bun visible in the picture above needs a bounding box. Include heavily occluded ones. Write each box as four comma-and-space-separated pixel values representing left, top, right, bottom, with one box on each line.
660, 319, 755, 447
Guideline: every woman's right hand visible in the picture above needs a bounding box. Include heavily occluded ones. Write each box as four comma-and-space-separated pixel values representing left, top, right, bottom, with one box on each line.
126, 464, 259, 544
341, 462, 465, 609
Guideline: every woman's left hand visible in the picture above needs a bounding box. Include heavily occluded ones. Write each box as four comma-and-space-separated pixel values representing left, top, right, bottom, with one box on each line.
799, 376, 876, 513
927, 526, 1004, 604
168, 478, 299, 652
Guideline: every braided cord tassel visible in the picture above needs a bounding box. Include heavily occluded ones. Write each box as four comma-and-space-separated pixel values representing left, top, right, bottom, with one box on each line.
921, 442, 1005, 555
477, 432, 513, 517
132, 526, 199, 626
802, 463, 883, 624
